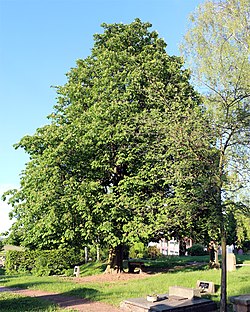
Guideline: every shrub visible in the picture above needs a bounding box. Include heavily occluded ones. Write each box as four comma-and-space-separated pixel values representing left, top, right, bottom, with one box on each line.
5, 249, 83, 276
5, 250, 38, 274
31, 253, 53, 276
129, 242, 146, 259
242, 240, 250, 253
147, 246, 161, 258
187, 244, 207, 256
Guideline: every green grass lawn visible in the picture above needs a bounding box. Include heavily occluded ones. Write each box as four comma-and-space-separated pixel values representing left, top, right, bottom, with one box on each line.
0, 255, 249, 310
0, 292, 60, 311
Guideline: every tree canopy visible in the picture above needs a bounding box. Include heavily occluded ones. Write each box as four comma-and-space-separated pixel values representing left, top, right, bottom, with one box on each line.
182, 0, 250, 199
4, 19, 218, 271
181, 1, 250, 310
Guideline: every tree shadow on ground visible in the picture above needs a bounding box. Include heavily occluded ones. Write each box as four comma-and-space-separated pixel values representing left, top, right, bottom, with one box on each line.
144, 262, 208, 274
0, 292, 58, 311
0, 286, 100, 311
0, 274, 25, 284
59, 287, 100, 300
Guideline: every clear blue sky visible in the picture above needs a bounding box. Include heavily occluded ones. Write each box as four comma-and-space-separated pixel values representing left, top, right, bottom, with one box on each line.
0, 0, 204, 232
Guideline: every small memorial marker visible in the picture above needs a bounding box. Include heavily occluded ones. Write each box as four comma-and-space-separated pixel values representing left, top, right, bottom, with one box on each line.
196, 280, 215, 293
74, 266, 80, 277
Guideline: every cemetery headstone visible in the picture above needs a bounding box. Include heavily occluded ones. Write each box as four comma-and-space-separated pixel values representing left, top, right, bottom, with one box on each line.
74, 266, 80, 277
196, 280, 215, 293
227, 253, 236, 272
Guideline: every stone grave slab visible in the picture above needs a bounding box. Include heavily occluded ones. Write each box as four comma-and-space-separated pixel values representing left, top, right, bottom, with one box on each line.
120, 293, 217, 312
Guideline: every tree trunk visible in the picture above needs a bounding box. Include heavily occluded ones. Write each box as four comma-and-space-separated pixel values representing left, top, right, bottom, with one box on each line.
217, 149, 227, 312
220, 229, 227, 312
179, 239, 187, 256
105, 245, 124, 273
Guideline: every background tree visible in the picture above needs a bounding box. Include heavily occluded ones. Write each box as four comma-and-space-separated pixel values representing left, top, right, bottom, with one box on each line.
181, 1, 250, 311
4, 19, 218, 272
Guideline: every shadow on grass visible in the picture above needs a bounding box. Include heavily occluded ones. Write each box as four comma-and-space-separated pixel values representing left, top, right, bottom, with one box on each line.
0, 274, 28, 285
0, 292, 58, 311
144, 263, 208, 275
61, 287, 99, 300
215, 284, 220, 293
0, 286, 100, 311
236, 254, 250, 264
26, 287, 100, 308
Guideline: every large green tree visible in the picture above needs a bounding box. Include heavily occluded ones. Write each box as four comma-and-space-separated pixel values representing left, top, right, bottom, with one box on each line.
4, 19, 217, 272
181, 1, 250, 311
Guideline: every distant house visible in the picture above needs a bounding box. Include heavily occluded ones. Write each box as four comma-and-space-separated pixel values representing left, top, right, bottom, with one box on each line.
149, 237, 192, 256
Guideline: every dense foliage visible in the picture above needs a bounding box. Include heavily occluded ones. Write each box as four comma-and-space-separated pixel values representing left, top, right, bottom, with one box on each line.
187, 244, 207, 256
4, 19, 218, 270
5, 249, 82, 276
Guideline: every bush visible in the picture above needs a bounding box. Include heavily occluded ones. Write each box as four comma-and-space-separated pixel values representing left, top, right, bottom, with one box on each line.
147, 246, 161, 258
5, 249, 83, 276
5, 250, 38, 274
242, 240, 250, 253
187, 244, 207, 256
129, 242, 146, 259
0, 267, 5, 275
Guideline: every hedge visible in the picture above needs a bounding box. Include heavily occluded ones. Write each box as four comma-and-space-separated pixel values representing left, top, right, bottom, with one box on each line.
5, 249, 83, 276
187, 244, 207, 256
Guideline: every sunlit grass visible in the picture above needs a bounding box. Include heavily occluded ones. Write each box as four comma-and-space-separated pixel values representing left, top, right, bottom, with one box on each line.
0, 255, 249, 308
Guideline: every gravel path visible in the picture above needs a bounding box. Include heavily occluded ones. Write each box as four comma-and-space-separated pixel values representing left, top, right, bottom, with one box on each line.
0, 286, 122, 311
